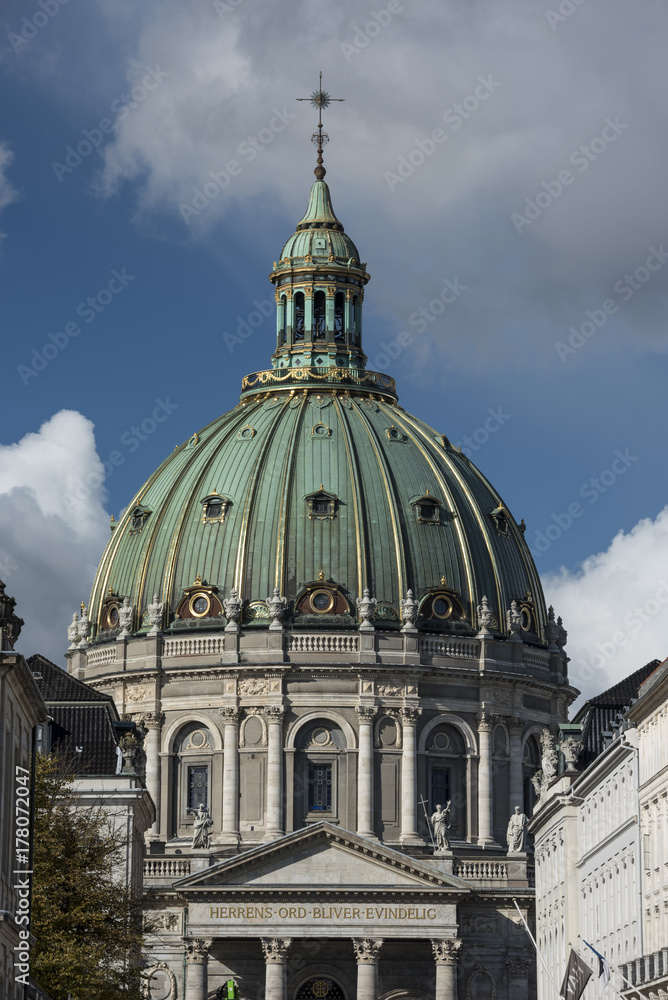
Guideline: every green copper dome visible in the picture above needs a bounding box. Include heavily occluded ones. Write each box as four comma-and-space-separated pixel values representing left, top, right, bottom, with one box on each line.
87, 170, 549, 646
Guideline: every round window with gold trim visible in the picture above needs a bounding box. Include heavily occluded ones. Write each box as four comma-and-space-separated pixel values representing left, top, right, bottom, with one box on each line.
190, 594, 211, 618
432, 595, 452, 619
520, 608, 533, 631
107, 605, 119, 628
310, 589, 334, 614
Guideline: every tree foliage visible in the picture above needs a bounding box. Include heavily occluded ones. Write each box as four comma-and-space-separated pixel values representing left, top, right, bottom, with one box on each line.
31, 753, 147, 1000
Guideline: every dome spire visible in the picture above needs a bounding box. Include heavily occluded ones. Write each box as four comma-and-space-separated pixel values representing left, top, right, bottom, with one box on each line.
296, 71, 344, 180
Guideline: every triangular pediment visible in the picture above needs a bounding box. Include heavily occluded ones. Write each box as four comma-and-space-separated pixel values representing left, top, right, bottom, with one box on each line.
175, 823, 469, 893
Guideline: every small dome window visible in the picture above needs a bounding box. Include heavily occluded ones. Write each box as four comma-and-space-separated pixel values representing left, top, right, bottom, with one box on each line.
411, 491, 441, 525
175, 576, 224, 620
490, 505, 510, 536
200, 493, 231, 524
304, 486, 338, 520
128, 505, 151, 535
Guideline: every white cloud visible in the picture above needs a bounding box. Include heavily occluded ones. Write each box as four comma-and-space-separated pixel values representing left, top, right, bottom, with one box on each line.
92, 0, 668, 368
0, 141, 18, 236
0, 411, 109, 665
543, 506, 668, 708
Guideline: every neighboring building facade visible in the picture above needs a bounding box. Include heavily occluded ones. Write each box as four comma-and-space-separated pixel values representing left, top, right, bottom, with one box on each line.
623, 658, 668, 996
0, 585, 47, 1000
531, 662, 668, 1000
63, 124, 579, 1000
29, 653, 155, 897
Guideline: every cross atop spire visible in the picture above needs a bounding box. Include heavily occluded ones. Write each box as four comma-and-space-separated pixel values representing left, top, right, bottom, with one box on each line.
296, 71, 344, 180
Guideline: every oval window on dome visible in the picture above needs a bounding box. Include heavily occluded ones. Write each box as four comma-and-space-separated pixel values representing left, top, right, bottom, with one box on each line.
108, 606, 119, 628
433, 596, 453, 619
310, 590, 334, 614
190, 594, 211, 618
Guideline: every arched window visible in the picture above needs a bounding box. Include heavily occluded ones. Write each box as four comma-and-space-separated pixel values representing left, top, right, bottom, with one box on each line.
293, 719, 349, 830
334, 292, 345, 340
294, 292, 305, 341
313, 290, 326, 340
421, 723, 467, 842
353, 295, 361, 343
172, 722, 214, 839
279, 294, 287, 344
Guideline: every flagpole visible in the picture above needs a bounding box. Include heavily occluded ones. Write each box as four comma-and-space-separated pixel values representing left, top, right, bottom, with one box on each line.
579, 938, 648, 1000
512, 898, 564, 1000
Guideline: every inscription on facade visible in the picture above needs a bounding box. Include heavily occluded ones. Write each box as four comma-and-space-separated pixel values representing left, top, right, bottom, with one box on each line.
208, 904, 439, 921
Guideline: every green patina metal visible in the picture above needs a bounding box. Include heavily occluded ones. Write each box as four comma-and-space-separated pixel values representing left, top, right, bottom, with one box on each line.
88, 164, 547, 643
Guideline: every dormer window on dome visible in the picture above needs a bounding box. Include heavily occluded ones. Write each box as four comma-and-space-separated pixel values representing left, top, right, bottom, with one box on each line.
295, 573, 352, 617
411, 492, 441, 525
175, 576, 224, 620
129, 505, 151, 535
490, 505, 510, 536
305, 486, 338, 520
200, 493, 231, 523
419, 579, 466, 622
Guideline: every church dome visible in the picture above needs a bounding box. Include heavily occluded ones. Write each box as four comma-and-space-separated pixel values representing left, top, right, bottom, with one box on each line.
87, 168, 548, 646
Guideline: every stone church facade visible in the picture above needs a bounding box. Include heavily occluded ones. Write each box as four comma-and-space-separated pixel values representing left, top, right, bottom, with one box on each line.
65, 100, 577, 1000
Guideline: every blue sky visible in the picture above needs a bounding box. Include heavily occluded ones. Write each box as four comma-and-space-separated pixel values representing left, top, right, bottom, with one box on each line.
1, 0, 667, 701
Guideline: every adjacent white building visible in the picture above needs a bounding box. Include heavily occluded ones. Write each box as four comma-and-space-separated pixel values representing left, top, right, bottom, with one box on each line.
531, 659, 668, 1000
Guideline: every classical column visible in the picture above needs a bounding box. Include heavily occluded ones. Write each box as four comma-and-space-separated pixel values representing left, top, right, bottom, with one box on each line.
476, 711, 495, 845
185, 939, 210, 1000
400, 707, 422, 843
352, 938, 383, 1000
221, 707, 240, 841
509, 717, 525, 818
356, 707, 376, 838
432, 939, 461, 1000
142, 711, 163, 841
261, 937, 292, 1000
265, 707, 285, 839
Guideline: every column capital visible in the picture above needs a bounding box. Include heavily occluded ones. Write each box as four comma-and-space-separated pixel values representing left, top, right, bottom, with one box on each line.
219, 707, 241, 724
476, 711, 493, 732
506, 956, 531, 977
261, 938, 292, 963
400, 706, 422, 725
356, 705, 377, 722
185, 938, 211, 963
352, 938, 383, 964
509, 716, 526, 732
431, 939, 461, 966
265, 705, 285, 721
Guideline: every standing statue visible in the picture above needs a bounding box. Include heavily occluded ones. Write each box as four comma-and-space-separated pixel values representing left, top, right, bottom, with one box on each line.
431, 801, 452, 850
506, 806, 528, 853
191, 804, 212, 849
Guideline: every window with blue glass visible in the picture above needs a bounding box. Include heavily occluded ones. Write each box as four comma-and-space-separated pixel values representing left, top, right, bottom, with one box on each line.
188, 765, 208, 811
308, 763, 332, 811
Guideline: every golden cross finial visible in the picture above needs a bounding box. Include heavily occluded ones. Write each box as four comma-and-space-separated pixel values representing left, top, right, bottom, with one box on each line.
296, 71, 344, 180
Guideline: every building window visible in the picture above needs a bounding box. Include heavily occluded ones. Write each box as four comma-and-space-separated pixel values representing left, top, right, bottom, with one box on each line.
308, 763, 332, 811
411, 492, 442, 525
313, 290, 326, 340
188, 765, 209, 811
128, 505, 151, 535
173, 723, 214, 837
205, 500, 222, 519
294, 292, 305, 341
335, 292, 345, 340
430, 767, 449, 812
280, 295, 287, 343
200, 493, 231, 523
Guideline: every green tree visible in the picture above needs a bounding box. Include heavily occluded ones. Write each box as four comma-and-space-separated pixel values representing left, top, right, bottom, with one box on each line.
31, 753, 147, 1000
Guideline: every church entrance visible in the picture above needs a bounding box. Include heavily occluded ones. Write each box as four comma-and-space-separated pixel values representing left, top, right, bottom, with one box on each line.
294, 977, 346, 1000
